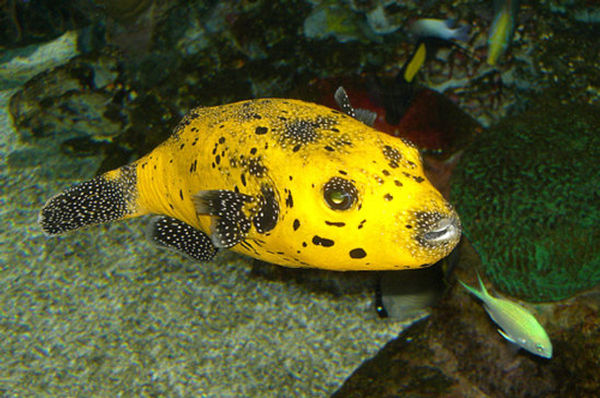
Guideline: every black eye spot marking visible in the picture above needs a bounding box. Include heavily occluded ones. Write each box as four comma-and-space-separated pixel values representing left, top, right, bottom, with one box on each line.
255, 126, 268, 135
382, 145, 402, 168
349, 248, 366, 259
312, 235, 335, 247
323, 177, 358, 210
293, 219, 300, 231
325, 221, 345, 227
384, 193, 393, 201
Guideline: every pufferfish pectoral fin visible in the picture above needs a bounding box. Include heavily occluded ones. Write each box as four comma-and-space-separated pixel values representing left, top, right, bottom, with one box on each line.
147, 215, 217, 262
193, 190, 254, 249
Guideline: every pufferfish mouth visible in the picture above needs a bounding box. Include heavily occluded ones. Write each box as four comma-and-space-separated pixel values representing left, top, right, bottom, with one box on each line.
416, 211, 462, 249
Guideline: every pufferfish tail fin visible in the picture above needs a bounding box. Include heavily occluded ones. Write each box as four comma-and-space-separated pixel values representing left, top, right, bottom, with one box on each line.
39, 164, 142, 235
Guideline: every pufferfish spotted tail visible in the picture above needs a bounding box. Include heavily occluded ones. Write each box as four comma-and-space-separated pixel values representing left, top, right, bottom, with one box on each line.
38, 164, 217, 261
38, 165, 140, 235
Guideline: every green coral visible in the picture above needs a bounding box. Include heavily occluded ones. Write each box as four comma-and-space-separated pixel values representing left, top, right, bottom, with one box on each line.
450, 96, 600, 302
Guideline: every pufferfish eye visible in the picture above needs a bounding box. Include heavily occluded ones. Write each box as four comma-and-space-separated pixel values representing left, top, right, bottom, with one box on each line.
323, 177, 358, 210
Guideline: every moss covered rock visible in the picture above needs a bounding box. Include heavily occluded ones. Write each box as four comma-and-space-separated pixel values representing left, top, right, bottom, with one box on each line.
450, 97, 600, 302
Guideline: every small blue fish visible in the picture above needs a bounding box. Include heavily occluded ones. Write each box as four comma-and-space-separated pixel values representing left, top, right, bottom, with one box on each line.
409, 18, 470, 42
459, 274, 552, 358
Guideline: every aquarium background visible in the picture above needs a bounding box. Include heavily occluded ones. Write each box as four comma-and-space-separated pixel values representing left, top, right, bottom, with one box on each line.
1, 1, 599, 397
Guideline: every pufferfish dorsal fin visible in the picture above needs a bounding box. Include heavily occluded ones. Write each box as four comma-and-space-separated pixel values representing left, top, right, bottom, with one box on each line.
334, 86, 377, 127
193, 190, 254, 248
147, 215, 217, 261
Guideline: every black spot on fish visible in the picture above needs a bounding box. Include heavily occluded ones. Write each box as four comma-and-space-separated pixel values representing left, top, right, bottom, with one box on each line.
358, 219, 366, 229
250, 147, 257, 155
413, 176, 425, 183
302, 242, 307, 247
215, 154, 221, 165
312, 235, 335, 247
349, 248, 366, 259
384, 193, 393, 201
325, 221, 345, 227
252, 184, 279, 233
394, 180, 403, 187
189, 160, 197, 173
285, 191, 293, 208
180, 143, 185, 150
382, 170, 390, 176
382, 145, 401, 169
255, 126, 268, 135
338, 170, 347, 175
246, 157, 267, 178
240, 173, 247, 187
179, 189, 184, 200
219, 137, 226, 144
293, 219, 300, 231
292, 144, 301, 152
324, 146, 334, 152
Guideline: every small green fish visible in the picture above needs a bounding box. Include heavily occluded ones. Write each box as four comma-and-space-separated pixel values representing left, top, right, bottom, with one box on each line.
459, 274, 552, 358
487, 0, 519, 65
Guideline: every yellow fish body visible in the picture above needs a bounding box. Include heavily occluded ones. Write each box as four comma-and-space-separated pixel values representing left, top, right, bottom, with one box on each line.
39, 90, 461, 271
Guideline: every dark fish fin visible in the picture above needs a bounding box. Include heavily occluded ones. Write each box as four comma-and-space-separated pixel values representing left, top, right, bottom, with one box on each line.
334, 86, 355, 118
147, 216, 217, 262
354, 108, 377, 127
38, 165, 137, 235
193, 190, 254, 248
334, 86, 377, 126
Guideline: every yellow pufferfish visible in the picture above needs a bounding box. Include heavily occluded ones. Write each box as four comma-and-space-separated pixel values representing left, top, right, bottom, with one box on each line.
39, 88, 461, 271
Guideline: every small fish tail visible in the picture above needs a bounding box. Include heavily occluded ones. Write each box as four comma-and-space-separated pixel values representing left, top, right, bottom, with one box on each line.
453, 25, 470, 42
458, 277, 485, 302
39, 164, 142, 235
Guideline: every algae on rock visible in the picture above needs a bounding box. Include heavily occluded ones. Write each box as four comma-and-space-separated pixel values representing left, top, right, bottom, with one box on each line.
450, 97, 600, 302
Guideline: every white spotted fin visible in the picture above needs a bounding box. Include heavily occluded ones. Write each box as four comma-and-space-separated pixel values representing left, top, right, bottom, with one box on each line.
334, 87, 377, 127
